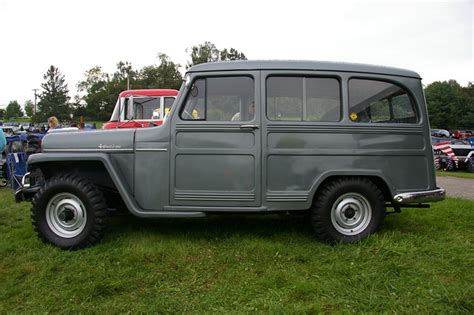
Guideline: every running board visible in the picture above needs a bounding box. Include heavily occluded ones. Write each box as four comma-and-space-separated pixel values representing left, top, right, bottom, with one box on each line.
136, 211, 207, 218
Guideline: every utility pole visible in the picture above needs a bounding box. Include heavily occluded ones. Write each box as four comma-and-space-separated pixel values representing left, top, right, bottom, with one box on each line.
32, 88, 39, 114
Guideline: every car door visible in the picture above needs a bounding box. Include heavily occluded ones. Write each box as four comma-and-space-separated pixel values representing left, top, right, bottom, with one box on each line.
170, 72, 261, 207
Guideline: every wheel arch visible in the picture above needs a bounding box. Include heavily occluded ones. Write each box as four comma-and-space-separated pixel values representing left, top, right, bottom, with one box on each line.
309, 171, 394, 205
28, 153, 132, 212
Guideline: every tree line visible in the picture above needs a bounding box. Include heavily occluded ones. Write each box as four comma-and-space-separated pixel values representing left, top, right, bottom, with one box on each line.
0, 42, 247, 122
0, 43, 472, 129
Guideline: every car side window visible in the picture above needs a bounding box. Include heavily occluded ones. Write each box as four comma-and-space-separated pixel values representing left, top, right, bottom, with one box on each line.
349, 79, 418, 123
180, 76, 255, 121
266, 76, 341, 121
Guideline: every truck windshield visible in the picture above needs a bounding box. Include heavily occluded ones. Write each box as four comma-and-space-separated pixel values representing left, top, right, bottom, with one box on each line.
109, 96, 161, 121
132, 96, 160, 120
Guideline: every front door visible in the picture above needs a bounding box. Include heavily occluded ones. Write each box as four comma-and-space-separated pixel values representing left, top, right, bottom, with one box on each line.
170, 72, 261, 207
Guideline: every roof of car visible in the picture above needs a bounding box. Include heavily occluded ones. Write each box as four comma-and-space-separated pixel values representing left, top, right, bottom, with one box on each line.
118, 89, 178, 97
187, 60, 421, 78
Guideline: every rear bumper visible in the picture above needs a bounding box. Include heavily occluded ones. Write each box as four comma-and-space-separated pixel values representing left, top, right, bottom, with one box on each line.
393, 188, 445, 204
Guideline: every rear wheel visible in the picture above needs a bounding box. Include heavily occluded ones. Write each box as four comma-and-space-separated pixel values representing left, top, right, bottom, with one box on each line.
31, 174, 107, 250
311, 178, 385, 243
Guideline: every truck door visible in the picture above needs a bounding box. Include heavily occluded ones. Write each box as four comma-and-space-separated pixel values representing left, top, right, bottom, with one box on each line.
170, 72, 261, 207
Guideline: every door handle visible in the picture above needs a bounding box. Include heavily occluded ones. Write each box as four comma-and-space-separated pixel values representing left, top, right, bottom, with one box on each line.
240, 124, 259, 130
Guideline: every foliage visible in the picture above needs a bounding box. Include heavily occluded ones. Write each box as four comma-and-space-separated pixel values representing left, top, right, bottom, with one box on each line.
220, 48, 247, 61
5, 100, 23, 119
186, 41, 247, 68
35, 66, 71, 122
425, 80, 474, 130
77, 66, 115, 121
0, 187, 472, 313
24, 100, 34, 117
0, 109, 4, 119
137, 53, 182, 90
78, 55, 182, 121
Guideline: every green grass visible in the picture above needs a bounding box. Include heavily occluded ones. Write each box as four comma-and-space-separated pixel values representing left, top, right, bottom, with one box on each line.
436, 170, 474, 179
0, 188, 472, 313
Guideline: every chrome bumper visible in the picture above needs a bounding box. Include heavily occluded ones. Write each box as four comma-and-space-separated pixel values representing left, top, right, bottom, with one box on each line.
393, 188, 446, 204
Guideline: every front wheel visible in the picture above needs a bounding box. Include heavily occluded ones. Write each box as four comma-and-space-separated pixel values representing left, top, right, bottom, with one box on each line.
311, 178, 385, 243
31, 174, 107, 250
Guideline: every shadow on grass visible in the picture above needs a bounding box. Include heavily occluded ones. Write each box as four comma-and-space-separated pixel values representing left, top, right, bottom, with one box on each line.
107, 213, 315, 241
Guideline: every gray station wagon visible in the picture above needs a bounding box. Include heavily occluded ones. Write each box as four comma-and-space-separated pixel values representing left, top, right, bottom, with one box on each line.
16, 60, 445, 249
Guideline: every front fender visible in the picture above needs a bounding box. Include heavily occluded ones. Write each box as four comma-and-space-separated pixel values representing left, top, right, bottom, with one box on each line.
27, 153, 146, 215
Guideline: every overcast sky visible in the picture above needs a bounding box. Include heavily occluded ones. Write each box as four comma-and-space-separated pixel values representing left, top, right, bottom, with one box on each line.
0, 0, 472, 108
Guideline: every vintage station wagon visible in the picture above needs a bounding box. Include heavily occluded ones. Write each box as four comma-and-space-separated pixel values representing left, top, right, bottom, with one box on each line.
16, 60, 445, 249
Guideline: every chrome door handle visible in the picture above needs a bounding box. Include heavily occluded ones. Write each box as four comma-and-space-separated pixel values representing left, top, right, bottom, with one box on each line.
240, 124, 259, 130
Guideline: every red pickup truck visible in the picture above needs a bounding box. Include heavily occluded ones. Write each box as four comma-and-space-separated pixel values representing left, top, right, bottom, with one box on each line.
103, 89, 178, 129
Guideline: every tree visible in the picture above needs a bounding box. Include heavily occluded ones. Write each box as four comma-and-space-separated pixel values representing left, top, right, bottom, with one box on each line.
78, 55, 184, 121
0, 108, 5, 119
186, 41, 219, 69
5, 100, 23, 119
24, 100, 34, 117
220, 48, 247, 61
425, 80, 472, 130
460, 82, 474, 129
137, 53, 183, 89
186, 41, 247, 68
36, 65, 71, 122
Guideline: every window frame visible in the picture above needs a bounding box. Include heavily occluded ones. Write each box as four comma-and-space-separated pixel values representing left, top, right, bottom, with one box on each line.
347, 77, 420, 124
179, 75, 256, 122
265, 75, 342, 122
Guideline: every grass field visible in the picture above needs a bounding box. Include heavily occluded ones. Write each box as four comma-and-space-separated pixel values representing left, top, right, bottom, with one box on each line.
436, 170, 474, 179
0, 188, 472, 313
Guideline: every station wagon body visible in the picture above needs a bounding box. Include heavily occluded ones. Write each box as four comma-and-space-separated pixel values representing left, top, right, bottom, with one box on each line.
17, 61, 445, 249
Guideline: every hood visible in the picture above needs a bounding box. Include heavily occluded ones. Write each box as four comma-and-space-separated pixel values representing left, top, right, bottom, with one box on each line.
42, 129, 135, 152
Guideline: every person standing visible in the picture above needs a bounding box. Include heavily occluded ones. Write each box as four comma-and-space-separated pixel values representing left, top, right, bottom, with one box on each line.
47, 116, 60, 132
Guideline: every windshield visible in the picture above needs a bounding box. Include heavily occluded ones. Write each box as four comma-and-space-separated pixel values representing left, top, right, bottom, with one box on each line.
109, 98, 121, 121
132, 96, 161, 120
109, 96, 163, 121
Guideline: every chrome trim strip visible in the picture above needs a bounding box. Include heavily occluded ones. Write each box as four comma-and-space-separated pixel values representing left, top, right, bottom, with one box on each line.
266, 192, 308, 202
43, 149, 134, 152
21, 172, 31, 188
393, 188, 446, 204
135, 148, 168, 152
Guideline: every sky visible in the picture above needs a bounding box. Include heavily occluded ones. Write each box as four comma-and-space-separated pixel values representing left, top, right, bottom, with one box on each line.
0, 0, 472, 108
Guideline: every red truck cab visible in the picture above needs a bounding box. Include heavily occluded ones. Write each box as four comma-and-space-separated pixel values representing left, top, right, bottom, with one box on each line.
103, 89, 178, 129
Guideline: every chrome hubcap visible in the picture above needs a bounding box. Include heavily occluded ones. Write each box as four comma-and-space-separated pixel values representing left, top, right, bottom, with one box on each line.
46, 193, 87, 238
331, 193, 372, 236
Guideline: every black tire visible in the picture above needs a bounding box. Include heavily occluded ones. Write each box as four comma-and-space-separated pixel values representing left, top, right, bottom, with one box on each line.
31, 174, 107, 250
311, 177, 385, 243
467, 160, 474, 173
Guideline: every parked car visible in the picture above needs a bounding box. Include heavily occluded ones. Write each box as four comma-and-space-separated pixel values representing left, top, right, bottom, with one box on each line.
452, 130, 472, 139
1, 126, 18, 136
432, 138, 474, 171
430, 129, 450, 137
16, 60, 445, 249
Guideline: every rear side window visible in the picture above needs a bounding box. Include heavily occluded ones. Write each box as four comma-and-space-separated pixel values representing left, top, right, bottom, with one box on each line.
349, 79, 418, 123
266, 77, 341, 121
180, 76, 255, 121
